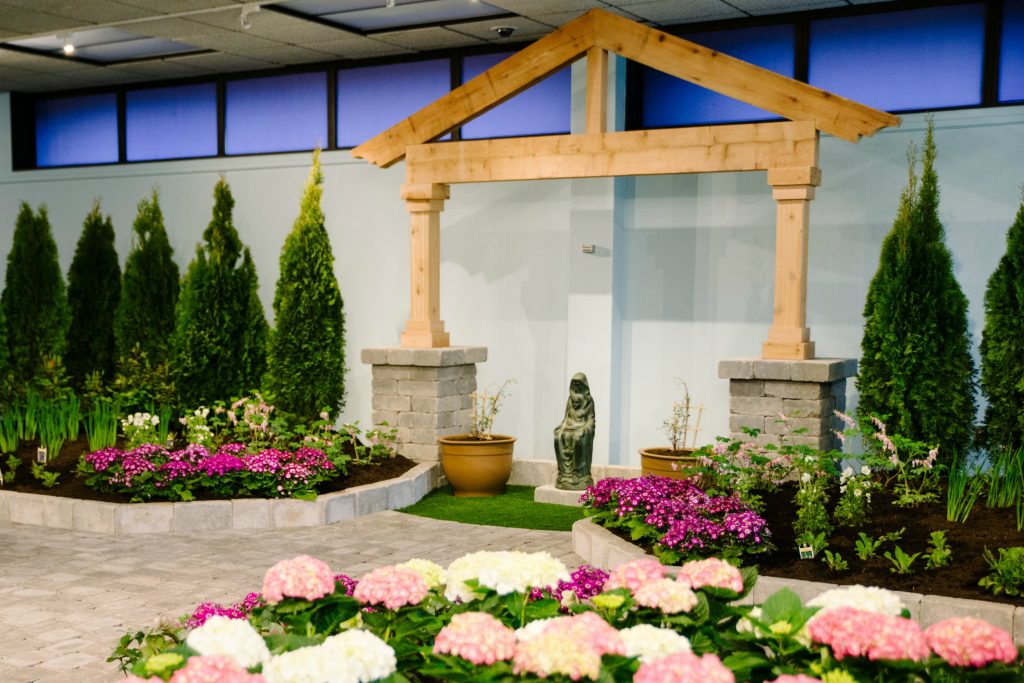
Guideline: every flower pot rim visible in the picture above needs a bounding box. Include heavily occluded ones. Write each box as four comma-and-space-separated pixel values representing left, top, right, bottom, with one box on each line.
438, 434, 516, 446
638, 447, 698, 459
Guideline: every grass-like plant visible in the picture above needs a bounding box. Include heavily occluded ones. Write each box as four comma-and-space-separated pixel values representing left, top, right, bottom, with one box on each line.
18, 392, 44, 441
946, 452, 985, 522
37, 403, 69, 462
0, 410, 18, 454
400, 485, 585, 532
84, 399, 120, 451
985, 446, 1023, 510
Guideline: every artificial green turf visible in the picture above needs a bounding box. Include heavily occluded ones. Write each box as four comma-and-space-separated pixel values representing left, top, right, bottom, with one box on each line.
398, 485, 586, 531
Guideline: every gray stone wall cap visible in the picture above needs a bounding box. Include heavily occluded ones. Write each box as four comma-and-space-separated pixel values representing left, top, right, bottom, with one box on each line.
719, 357, 858, 381
361, 346, 489, 367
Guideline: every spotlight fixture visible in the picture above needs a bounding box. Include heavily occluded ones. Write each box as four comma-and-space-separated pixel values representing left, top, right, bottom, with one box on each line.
240, 3, 260, 29
60, 33, 74, 56
385, 0, 396, 8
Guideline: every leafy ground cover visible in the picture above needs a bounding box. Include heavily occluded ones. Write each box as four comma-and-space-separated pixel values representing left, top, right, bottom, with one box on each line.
399, 485, 586, 532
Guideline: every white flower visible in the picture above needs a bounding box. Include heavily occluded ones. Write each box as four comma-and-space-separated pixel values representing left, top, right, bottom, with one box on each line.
151, 415, 160, 426
800, 472, 811, 483
854, 489, 863, 497
397, 558, 445, 589
445, 551, 570, 603
861, 465, 871, 476
839, 485, 847, 493
808, 585, 905, 621
620, 624, 690, 662
263, 629, 395, 683
736, 606, 761, 634
842, 466, 854, 478
185, 615, 269, 669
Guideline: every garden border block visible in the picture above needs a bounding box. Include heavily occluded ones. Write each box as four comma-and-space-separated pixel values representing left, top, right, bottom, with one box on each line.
0, 462, 440, 535
572, 517, 1024, 646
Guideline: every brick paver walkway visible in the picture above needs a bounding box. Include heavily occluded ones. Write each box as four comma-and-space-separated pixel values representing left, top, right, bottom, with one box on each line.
0, 512, 580, 683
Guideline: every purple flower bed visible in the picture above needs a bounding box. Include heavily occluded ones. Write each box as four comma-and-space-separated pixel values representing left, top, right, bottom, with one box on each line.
581, 475, 771, 564
78, 443, 336, 502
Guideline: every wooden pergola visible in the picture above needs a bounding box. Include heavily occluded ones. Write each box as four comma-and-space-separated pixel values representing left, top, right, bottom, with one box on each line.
353, 9, 899, 360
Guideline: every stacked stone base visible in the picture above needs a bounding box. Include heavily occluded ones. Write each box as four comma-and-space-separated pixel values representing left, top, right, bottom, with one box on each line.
718, 358, 857, 451
361, 347, 487, 462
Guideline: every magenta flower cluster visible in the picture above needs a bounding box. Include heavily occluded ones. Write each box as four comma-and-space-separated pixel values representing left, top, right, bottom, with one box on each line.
530, 564, 610, 607
185, 592, 265, 630
81, 443, 335, 500
582, 476, 770, 555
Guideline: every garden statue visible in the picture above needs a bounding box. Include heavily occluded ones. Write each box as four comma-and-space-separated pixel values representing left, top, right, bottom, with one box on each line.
554, 372, 595, 490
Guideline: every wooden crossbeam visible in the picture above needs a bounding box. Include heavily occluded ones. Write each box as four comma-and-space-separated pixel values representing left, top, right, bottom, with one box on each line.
406, 121, 819, 185
351, 13, 596, 168
592, 11, 899, 143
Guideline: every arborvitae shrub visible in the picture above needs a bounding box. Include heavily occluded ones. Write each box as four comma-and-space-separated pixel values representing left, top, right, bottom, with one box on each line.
857, 120, 977, 456
980, 191, 1024, 451
172, 177, 268, 407
0, 307, 11, 403
115, 190, 180, 366
265, 151, 346, 420
66, 201, 121, 389
1, 202, 69, 388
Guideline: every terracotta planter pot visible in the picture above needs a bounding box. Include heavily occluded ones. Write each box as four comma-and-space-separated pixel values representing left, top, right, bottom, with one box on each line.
639, 447, 700, 481
438, 434, 516, 497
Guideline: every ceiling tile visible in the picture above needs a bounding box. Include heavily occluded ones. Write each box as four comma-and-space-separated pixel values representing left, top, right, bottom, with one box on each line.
109, 59, 215, 79
303, 36, 413, 58
372, 26, 487, 51
168, 51, 277, 72
727, 0, 846, 14
0, 1, 155, 24
231, 44, 337, 65
115, 0, 243, 12
172, 24, 288, 52
0, 6, 80, 33
189, 9, 358, 43
621, 0, 746, 23
486, 0, 604, 13
446, 17, 553, 41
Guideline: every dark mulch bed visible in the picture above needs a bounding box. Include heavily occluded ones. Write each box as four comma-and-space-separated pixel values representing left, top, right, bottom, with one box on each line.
610, 481, 1024, 607
4, 436, 416, 503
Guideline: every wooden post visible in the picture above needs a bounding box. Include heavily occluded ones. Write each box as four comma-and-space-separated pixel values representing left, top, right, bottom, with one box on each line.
763, 166, 821, 360
585, 47, 607, 134
400, 182, 450, 348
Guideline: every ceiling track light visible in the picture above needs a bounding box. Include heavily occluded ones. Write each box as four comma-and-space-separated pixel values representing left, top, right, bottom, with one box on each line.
240, 3, 260, 30
385, 0, 396, 8
59, 32, 74, 56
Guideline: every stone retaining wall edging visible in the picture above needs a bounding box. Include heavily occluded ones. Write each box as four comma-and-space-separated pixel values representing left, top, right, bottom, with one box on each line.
0, 462, 442, 535
572, 517, 1024, 646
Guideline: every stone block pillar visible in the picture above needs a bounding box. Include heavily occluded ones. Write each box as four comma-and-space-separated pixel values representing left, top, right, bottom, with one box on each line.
717, 358, 857, 451
361, 346, 487, 462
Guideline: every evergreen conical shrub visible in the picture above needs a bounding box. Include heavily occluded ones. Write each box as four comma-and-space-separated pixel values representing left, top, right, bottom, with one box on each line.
980, 191, 1024, 451
265, 151, 346, 420
66, 201, 121, 388
1, 202, 69, 388
857, 120, 977, 456
115, 189, 180, 365
172, 177, 268, 407
0, 307, 11, 403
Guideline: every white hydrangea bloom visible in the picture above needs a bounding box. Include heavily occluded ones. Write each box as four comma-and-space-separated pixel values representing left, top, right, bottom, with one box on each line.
185, 615, 269, 668
515, 617, 559, 642
620, 624, 691, 662
397, 558, 446, 588
808, 585, 906, 618
445, 551, 570, 603
263, 630, 396, 683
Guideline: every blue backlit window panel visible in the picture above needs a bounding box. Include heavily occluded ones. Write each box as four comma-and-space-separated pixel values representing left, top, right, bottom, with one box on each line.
337, 59, 450, 148
461, 52, 570, 139
225, 72, 328, 155
1000, 0, 1024, 102
641, 24, 795, 128
809, 4, 984, 112
35, 93, 118, 167
126, 83, 217, 161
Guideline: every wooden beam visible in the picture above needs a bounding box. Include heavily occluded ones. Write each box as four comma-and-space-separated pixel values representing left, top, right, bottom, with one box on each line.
592, 11, 900, 143
585, 47, 607, 134
352, 14, 596, 168
407, 121, 818, 184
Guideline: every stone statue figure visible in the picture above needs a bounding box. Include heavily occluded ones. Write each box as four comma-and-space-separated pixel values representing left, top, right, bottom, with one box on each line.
554, 372, 595, 490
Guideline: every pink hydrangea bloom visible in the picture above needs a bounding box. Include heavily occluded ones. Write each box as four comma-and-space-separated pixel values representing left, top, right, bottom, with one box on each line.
676, 557, 744, 593
633, 578, 698, 614
168, 655, 266, 683
352, 565, 429, 610
514, 612, 625, 680
807, 606, 930, 662
634, 651, 735, 683
924, 617, 1018, 668
433, 612, 516, 665
261, 555, 335, 605
604, 558, 667, 592
768, 676, 822, 683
